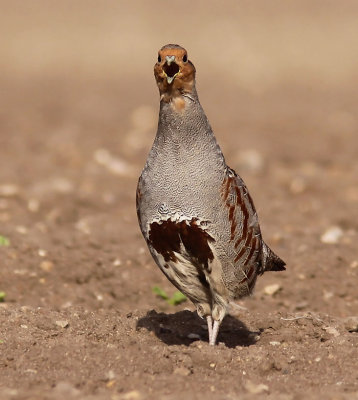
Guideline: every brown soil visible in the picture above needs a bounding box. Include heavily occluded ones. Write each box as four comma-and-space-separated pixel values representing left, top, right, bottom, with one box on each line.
1, 1, 358, 399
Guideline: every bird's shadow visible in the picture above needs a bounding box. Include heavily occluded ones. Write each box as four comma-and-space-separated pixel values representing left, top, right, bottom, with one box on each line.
136, 310, 259, 348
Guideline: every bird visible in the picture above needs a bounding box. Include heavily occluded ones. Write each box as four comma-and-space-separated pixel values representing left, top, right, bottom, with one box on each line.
136, 44, 285, 346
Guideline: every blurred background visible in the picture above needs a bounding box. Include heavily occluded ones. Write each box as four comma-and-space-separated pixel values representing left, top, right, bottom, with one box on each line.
1, 2, 358, 397
0, 0, 358, 316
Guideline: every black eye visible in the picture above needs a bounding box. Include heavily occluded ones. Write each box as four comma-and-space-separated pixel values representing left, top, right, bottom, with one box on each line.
183, 54, 187, 62
158, 54, 161, 63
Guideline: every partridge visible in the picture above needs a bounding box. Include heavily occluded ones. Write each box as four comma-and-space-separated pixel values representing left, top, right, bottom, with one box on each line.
136, 44, 285, 345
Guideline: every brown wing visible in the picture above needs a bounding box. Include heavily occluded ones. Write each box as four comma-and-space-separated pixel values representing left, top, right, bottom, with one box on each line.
221, 167, 285, 290
222, 167, 262, 284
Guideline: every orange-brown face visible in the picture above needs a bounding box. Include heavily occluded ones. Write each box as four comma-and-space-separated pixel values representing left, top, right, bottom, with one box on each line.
154, 44, 196, 98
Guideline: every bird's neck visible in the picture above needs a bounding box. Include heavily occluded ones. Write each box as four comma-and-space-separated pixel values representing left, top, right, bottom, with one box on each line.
151, 90, 226, 171
157, 91, 209, 139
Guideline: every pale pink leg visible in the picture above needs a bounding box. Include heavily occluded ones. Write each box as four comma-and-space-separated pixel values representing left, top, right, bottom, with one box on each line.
206, 315, 213, 344
209, 320, 220, 346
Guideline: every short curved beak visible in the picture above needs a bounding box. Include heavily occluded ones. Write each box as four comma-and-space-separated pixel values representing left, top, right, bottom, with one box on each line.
163, 56, 180, 84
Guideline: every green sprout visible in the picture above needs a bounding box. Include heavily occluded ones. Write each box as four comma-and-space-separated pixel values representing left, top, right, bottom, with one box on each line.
0, 235, 10, 246
152, 286, 187, 306
152, 286, 169, 300
168, 291, 187, 306
0, 292, 5, 302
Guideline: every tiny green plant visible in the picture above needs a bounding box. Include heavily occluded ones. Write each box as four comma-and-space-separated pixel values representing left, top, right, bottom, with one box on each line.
152, 286, 169, 300
0, 292, 5, 302
167, 291, 187, 306
152, 286, 187, 306
0, 235, 10, 246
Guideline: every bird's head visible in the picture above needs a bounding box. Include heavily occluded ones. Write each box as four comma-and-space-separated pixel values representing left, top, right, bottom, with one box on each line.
154, 44, 196, 100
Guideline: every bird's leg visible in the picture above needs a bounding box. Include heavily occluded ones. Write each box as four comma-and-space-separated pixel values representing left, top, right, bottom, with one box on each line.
206, 315, 213, 343
209, 319, 221, 346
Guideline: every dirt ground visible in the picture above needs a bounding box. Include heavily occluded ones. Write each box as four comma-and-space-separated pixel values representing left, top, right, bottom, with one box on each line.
1, 1, 358, 399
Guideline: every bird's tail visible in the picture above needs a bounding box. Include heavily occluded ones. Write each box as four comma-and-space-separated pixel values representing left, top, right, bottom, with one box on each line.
260, 242, 286, 273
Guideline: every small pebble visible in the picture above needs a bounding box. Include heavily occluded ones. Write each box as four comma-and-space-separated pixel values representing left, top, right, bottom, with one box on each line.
320, 226, 343, 244
244, 381, 269, 394
323, 326, 340, 337
15, 225, 28, 234
270, 232, 284, 244
209, 363, 216, 368
25, 369, 37, 374
189, 342, 203, 349
350, 260, 358, 269
269, 341, 281, 346
75, 219, 91, 235
52, 178, 74, 193
343, 317, 358, 332
55, 320, 69, 328
106, 370, 116, 380
38, 249, 47, 257
174, 366, 191, 376
236, 149, 264, 173
120, 390, 142, 400
323, 290, 334, 300
264, 283, 282, 296
94, 148, 133, 176
40, 260, 54, 272
187, 333, 201, 340
28, 199, 40, 212
0, 184, 19, 197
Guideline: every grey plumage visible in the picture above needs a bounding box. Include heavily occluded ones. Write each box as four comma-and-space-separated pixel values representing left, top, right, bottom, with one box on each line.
136, 44, 285, 345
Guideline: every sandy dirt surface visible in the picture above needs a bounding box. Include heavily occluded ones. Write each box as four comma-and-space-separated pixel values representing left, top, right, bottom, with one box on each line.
1, 1, 358, 399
